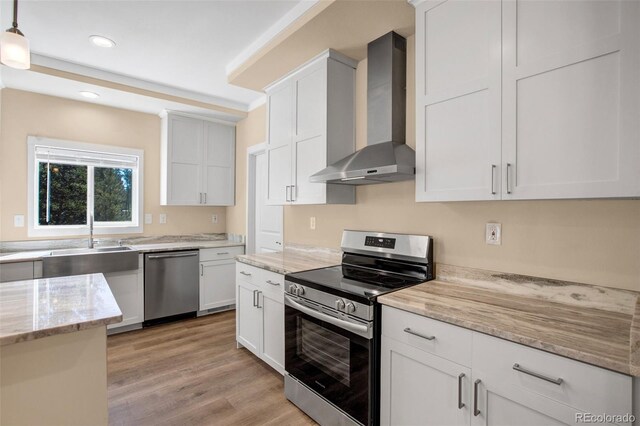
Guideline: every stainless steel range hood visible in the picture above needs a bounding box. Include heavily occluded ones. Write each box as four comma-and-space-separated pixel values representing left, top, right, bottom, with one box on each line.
310, 31, 414, 185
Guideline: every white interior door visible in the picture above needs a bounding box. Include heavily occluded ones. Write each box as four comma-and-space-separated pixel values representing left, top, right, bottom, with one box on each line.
254, 152, 283, 253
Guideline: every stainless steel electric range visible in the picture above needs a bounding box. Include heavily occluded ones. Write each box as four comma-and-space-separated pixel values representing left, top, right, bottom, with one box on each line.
284, 230, 434, 426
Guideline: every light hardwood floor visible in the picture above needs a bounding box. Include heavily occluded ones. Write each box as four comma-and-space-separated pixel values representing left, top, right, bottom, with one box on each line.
107, 311, 315, 426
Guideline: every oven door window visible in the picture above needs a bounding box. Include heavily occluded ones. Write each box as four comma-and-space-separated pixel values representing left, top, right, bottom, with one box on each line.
285, 305, 372, 425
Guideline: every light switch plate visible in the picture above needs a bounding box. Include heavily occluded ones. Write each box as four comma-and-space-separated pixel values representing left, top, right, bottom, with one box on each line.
486, 223, 501, 245
212, 214, 218, 224
159, 213, 167, 224
145, 213, 153, 224
14, 215, 24, 228
310, 217, 316, 230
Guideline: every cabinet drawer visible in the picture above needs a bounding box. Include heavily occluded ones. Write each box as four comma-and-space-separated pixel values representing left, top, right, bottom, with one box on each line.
200, 246, 244, 261
382, 306, 473, 367
236, 263, 262, 286
473, 332, 632, 416
261, 269, 285, 295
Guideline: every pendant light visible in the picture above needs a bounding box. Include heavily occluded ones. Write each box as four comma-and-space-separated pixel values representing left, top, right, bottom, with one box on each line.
0, 0, 30, 70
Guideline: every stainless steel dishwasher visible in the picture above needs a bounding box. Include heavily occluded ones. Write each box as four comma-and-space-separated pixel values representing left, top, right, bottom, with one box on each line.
144, 250, 199, 323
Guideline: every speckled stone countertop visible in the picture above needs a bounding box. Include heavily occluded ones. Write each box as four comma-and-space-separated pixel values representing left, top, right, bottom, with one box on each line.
0, 233, 244, 263
379, 264, 640, 376
0, 273, 122, 346
236, 244, 342, 275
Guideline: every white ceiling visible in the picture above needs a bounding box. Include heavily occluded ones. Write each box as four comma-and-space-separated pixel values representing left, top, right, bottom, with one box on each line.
0, 0, 307, 111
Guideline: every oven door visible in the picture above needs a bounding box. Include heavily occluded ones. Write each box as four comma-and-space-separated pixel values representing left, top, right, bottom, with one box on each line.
284, 295, 373, 425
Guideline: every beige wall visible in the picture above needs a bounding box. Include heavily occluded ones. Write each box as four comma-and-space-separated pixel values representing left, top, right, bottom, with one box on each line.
0, 89, 226, 241
233, 35, 640, 292
226, 104, 266, 235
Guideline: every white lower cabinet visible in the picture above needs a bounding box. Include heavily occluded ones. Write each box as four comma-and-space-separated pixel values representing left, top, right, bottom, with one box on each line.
103, 254, 144, 331
199, 247, 245, 311
381, 306, 633, 426
235, 262, 284, 374
381, 337, 471, 426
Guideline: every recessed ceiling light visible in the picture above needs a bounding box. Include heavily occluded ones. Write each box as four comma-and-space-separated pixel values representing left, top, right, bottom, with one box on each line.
89, 35, 115, 48
79, 91, 100, 99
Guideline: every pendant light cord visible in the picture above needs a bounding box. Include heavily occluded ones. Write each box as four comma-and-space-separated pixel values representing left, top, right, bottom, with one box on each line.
12, 0, 18, 30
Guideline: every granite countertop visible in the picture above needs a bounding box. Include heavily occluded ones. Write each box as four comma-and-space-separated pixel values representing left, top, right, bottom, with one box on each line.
378, 264, 640, 376
236, 245, 342, 275
0, 234, 245, 263
0, 273, 122, 346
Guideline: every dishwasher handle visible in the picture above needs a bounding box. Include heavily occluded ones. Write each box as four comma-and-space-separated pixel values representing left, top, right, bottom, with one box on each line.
147, 252, 198, 260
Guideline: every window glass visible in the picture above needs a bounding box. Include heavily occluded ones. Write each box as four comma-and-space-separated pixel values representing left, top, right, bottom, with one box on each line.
38, 162, 87, 226
94, 167, 133, 222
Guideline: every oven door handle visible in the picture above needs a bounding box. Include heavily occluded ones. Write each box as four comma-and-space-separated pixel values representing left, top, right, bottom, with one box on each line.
285, 295, 371, 338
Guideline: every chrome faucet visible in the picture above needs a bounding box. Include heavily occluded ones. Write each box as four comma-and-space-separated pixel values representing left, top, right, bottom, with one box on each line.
88, 214, 94, 249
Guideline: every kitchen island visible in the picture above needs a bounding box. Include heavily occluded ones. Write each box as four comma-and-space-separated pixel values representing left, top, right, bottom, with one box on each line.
0, 273, 122, 425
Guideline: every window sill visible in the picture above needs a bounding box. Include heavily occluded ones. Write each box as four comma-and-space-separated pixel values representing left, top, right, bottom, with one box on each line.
27, 225, 143, 238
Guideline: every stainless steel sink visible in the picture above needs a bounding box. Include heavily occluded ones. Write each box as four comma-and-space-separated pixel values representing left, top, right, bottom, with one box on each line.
42, 246, 139, 278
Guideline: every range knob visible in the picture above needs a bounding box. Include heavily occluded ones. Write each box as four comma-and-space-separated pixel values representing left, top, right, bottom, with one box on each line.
345, 302, 356, 314
297, 286, 305, 296
289, 284, 299, 295
335, 299, 346, 311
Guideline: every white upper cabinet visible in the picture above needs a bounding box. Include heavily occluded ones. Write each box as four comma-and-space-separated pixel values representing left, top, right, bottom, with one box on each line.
265, 50, 357, 206
161, 112, 236, 206
502, 0, 640, 199
416, 0, 502, 202
415, 0, 640, 201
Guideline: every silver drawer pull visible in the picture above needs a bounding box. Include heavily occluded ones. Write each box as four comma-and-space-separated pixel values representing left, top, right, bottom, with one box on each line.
403, 327, 435, 341
458, 373, 465, 409
513, 363, 563, 385
217, 252, 229, 255
240, 271, 252, 276
473, 379, 481, 416
266, 280, 280, 286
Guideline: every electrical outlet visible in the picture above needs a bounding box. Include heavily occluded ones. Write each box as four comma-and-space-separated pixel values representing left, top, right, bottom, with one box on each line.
212, 214, 218, 224
159, 213, 167, 224
14, 215, 24, 228
486, 223, 501, 245
310, 217, 316, 230
145, 213, 153, 224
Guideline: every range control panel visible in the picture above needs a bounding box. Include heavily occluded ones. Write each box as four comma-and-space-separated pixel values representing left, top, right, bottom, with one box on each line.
364, 236, 396, 249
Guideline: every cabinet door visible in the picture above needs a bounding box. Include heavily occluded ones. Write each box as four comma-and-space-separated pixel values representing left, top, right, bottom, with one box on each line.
103, 260, 143, 329
266, 82, 294, 205
380, 337, 471, 426
236, 281, 261, 356
259, 291, 284, 374
415, 0, 502, 202
199, 259, 236, 311
203, 121, 235, 206
167, 115, 204, 205
502, 0, 640, 199
291, 64, 328, 204
470, 374, 582, 426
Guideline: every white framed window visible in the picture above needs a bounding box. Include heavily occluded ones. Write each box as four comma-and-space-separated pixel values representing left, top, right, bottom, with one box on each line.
27, 136, 144, 237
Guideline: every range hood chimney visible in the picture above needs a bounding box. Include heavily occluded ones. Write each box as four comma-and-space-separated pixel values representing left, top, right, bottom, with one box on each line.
310, 31, 415, 185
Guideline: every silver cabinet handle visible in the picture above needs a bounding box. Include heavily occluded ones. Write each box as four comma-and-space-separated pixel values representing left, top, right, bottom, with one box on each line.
200, 264, 204, 276
204, 193, 207, 204
513, 363, 563, 385
199, 193, 202, 204
252, 289, 257, 307
285, 186, 291, 202
256, 290, 262, 308
147, 252, 198, 259
275, 241, 282, 246
473, 379, 481, 416
240, 271, 251, 276
506, 163, 512, 194
491, 165, 496, 195
458, 373, 465, 409
403, 327, 435, 341
291, 185, 296, 202
266, 280, 280, 286
217, 252, 229, 255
